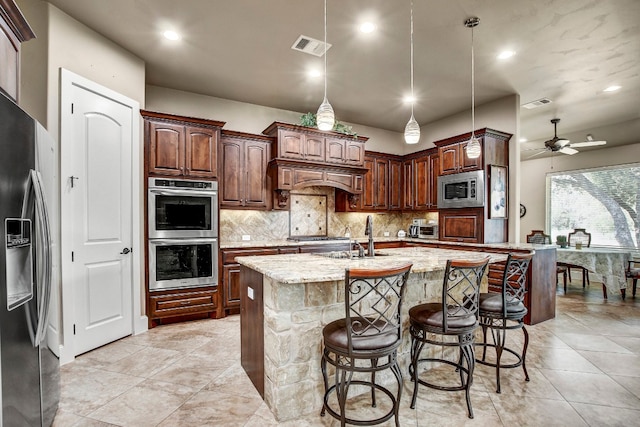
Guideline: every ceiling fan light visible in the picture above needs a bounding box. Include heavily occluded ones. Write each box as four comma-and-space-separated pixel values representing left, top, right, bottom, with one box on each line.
404, 115, 420, 144
466, 136, 481, 159
316, 98, 335, 131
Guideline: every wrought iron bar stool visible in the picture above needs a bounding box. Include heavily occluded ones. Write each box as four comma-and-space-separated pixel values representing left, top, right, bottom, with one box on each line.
476, 252, 533, 394
408, 257, 490, 419
320, 262, 413, 427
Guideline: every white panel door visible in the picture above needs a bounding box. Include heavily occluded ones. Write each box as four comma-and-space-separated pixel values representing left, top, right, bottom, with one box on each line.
67, 83, 134, 355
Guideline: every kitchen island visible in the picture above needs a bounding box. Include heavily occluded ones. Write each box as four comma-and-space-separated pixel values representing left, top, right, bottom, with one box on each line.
236, 246, 509, 422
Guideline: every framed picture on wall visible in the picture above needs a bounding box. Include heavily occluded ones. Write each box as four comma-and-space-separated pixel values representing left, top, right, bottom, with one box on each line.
489, 165, 508, 219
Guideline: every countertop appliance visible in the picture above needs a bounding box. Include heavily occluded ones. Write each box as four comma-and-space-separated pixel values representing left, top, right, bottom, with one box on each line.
437, 170, 485, 209
411, 219, 438, 239
0, 92, 59, 426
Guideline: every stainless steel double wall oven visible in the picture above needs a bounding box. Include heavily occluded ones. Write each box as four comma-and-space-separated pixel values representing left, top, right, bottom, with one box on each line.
148, 178, 218, 291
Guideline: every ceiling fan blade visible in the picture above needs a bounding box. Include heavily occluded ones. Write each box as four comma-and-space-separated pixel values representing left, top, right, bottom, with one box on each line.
571, 140, 607, 148
526, 149, 550, 159
558, 147, 578, 155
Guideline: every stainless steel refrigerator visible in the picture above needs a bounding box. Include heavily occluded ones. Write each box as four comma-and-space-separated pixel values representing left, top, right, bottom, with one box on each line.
0, 92, 59, 426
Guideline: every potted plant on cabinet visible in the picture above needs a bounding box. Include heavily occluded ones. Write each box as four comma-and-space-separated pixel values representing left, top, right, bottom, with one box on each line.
299, 112, 357, 137
556, 235, 568, 248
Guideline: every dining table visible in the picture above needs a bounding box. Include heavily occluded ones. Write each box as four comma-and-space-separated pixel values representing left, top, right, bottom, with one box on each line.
555, 246, 636, 299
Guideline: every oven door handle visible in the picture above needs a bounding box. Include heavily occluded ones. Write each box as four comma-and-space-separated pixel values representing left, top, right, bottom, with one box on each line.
150, 238, 218, 245
149, 188, 217, 197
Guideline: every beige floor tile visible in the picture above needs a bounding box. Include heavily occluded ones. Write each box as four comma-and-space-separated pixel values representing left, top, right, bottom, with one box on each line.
578, 350, 640, 377
100, 346, 183, 378
157, 389, 263, 426
553, 332, 633, 353
85, 379, 199, 427
540, 369, 640, 409
59, 365, 145, 417
570, 402, 640, 426
489, 394, 588, 427
610, 375, 640, 400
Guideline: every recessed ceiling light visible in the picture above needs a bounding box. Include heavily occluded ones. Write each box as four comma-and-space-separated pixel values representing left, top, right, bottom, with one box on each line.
497, 50, 516, 60
603, 85, 621, 92
163, 30, 181, 41
359, 22, 376, 33
403, 95, 416, 104
519, 137, 527, 143
308, 69, 322, 78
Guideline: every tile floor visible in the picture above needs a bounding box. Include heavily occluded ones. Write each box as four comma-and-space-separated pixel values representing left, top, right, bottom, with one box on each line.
53, 281, 640, 426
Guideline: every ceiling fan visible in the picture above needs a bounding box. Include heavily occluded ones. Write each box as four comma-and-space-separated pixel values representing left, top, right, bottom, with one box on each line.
526, 118, 607, 158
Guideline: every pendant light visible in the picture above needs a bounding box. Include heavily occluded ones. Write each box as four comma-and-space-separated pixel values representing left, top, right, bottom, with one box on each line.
316, 0, 335, 131
465, 17, 481, 159
404, 0, 420, 144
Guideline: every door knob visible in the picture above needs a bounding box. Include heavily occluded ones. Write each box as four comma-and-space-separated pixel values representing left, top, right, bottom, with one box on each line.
120, 247, 131, 255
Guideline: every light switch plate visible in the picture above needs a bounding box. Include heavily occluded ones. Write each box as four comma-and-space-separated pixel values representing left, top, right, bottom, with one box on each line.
248, 287, 254, 300
383, 231, 390, 237
242, 235, 251, 241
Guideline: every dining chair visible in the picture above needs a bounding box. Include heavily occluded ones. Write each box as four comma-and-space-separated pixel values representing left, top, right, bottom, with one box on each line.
526, 230, 567, 293
627, 258, 640, 298
320, 262, 413, 427
408, 257, 490, 419
564, 228, 592, 287
476, 252, 533, 394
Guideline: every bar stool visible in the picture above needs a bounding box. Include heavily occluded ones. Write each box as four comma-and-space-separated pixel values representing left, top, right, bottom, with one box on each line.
321, 262, 412, 427
476, 253, 533, 393
408, 257, 490, 419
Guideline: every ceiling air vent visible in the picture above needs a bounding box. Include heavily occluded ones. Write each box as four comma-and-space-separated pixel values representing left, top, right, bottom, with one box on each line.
291, 35, 331, 57
522, 98, 553, 109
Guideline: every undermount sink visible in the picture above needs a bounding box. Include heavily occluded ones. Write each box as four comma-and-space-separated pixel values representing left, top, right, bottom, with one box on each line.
317, 251, 390, 259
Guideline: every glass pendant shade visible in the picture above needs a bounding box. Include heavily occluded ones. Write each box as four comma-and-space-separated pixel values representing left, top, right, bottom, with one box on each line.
466, 135, 481, 158
404, 114, 420, 144
316, 97, 335, 131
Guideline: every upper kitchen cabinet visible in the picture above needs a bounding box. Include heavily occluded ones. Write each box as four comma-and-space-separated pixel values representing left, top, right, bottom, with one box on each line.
335, 151, 403, 212
0, 0, 35, 102
263, 122, 366, 166
404, 148, 439, 211
263, 122, 369, 209
435, 128, 511, 176
142, 110, 225, 179
219, 130, 272, 210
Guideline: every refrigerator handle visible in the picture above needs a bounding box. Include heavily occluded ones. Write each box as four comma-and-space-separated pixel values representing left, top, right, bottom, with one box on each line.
28, 169, 53, 346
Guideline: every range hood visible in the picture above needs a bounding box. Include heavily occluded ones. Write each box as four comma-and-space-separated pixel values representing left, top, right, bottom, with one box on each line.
263, 122, 369, 209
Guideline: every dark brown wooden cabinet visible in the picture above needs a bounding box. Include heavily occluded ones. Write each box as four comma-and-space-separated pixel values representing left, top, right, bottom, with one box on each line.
434, 129, 512, 243
326, 137, 365, 165
402, 148, 439, 211
220, 247, 279, 314
438, 140, 483, 175
0, 0, 34, 102
142, 110, 224, 179
220, 130, 272, 209
439, 208, 484, 243
148, 287, 219, 326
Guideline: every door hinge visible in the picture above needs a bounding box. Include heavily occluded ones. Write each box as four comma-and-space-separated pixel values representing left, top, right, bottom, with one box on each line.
73, 324, 76, 335
71, 251, 74, 262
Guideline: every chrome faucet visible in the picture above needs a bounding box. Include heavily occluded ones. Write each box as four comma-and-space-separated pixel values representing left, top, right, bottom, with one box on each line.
365, 215, 374, 257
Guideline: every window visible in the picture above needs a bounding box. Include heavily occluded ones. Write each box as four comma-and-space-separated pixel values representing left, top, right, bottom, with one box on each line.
547, 163, 639, 249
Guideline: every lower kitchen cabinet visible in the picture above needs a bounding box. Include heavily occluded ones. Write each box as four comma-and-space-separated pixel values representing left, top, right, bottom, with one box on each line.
148, 286, 219, 327
221, 248, 279, 314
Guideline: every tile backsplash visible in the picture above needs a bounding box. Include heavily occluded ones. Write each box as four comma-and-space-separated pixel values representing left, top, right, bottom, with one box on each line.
219, 187, 438, 242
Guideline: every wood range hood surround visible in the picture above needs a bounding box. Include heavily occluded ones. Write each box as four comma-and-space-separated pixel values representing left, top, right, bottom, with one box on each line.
263, 122, 369, 209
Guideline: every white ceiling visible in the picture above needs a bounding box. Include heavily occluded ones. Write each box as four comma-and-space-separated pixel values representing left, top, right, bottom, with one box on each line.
45, 0, 640, 159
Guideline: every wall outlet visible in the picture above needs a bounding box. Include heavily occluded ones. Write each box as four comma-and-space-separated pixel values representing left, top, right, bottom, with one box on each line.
242, 235, 251, 241
383, 231, 390, 237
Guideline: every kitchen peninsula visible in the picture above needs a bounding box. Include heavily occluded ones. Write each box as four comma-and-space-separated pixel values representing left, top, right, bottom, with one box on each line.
237, 246, 510, 422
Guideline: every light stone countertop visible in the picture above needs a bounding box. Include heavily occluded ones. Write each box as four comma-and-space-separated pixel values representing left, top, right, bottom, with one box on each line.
221, 236, 552, 251
235, 246, 509, 284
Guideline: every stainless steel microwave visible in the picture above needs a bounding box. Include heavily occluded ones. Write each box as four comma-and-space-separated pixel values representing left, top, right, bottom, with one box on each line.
437, 170, 485, 208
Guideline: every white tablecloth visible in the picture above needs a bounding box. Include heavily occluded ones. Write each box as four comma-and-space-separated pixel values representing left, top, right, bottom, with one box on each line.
556, 247, 633, 294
